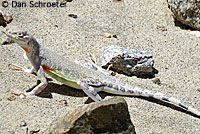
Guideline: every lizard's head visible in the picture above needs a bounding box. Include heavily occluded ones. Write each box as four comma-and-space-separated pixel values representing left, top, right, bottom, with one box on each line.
0, 26, 31, 46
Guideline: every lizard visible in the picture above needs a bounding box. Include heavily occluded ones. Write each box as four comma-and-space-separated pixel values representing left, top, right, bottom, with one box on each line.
0, 26, 200, 116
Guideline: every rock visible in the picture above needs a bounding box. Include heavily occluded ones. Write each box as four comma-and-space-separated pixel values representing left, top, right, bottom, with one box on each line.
0, 12, 5, 26
101, 33, 117, 38
113, 0, 123, 2
68, 14, 78, 19
47, 97, 136, 134
0, 11, 13, 27
168, 0, 200, 30
19, 120, 27, 127
100, 45, 155, 77
152, 78, 161, 85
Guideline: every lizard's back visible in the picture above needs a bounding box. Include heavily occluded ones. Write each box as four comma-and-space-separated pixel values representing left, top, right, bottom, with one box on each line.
39, 47, 114, 83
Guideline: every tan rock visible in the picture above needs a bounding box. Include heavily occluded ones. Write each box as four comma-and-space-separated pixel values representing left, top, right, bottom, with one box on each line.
47, 97, 136, 134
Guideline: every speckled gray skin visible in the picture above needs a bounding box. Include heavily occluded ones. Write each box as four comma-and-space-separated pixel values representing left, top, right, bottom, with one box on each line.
1, 26, 200, 116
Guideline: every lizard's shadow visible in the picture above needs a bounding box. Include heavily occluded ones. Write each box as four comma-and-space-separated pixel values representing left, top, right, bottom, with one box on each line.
29, 79, 107, 100
28, 80, 199, 118
133, 96, 200, 118
34, 82, 87, 99
26, 80, 107, 105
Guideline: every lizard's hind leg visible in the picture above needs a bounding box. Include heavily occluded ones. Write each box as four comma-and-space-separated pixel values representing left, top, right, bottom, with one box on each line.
77, 78, 104, 102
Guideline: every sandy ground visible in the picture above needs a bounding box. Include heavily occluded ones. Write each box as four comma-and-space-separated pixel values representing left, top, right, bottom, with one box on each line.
0, 0, 200, 133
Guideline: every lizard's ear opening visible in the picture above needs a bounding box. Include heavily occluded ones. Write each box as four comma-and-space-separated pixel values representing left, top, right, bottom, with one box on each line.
27, 39, 33, 46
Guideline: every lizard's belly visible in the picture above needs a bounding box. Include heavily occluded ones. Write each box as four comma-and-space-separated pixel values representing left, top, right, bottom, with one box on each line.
44, 69, 81, 90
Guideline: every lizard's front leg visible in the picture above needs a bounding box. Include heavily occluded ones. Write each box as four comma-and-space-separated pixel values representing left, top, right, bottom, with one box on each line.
24, 66, 48, 96
77, 78, 104, 101
11, 66, 47, 97
8, 51, 32, 73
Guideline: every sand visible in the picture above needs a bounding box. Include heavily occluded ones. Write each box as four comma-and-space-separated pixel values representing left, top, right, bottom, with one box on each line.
0, 0, 200, 133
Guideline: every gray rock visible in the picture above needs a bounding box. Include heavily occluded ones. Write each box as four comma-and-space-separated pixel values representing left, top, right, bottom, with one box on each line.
168, 0, 200, 30
47, 97, 136, 134
100, 45, 154, 77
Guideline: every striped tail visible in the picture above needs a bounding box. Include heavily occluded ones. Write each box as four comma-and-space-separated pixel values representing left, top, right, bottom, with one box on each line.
103, 82, 200, 116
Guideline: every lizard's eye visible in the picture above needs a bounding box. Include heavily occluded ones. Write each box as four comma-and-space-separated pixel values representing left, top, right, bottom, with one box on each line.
18, 32, 24, 37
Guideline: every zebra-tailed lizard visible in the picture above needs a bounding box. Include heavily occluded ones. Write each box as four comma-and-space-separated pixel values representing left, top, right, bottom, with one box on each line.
0, 26, 200, 116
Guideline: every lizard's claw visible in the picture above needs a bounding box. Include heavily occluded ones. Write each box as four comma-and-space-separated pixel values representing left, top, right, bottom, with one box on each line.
8, 64, 25, 72
89, 53, 97, 64
8, 64, 35, 74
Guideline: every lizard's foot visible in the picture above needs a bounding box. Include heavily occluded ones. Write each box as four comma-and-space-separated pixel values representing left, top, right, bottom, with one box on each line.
11, 91, 27, 98
11, 90, 38, 98
75, 59, 99, 71
23, 91, 36, 96
8, 64, 34, 74
89, 53, 97, 64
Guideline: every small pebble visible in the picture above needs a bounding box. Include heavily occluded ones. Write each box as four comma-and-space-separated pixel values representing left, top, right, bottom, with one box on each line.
156, 25, 167, 31
68, 14, 78, 19
112, 34, 117, 38
113, 0, 123, 2
58, 99, 68, 106
29, 129, 40, 134
101, 33, 112, 38
54, 24, 58, 28
7, 96, 16, 101
152, 78, 161, 85
20, 120, 27, 127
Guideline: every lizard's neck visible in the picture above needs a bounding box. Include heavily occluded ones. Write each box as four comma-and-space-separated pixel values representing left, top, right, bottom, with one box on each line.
21, 37, 40, 56
23, 37, 41, 71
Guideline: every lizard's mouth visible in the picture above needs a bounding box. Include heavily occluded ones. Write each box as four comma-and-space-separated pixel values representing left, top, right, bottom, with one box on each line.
0, 26, 26, 42
0, 26, 15, 39
0, 26, 7, 34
